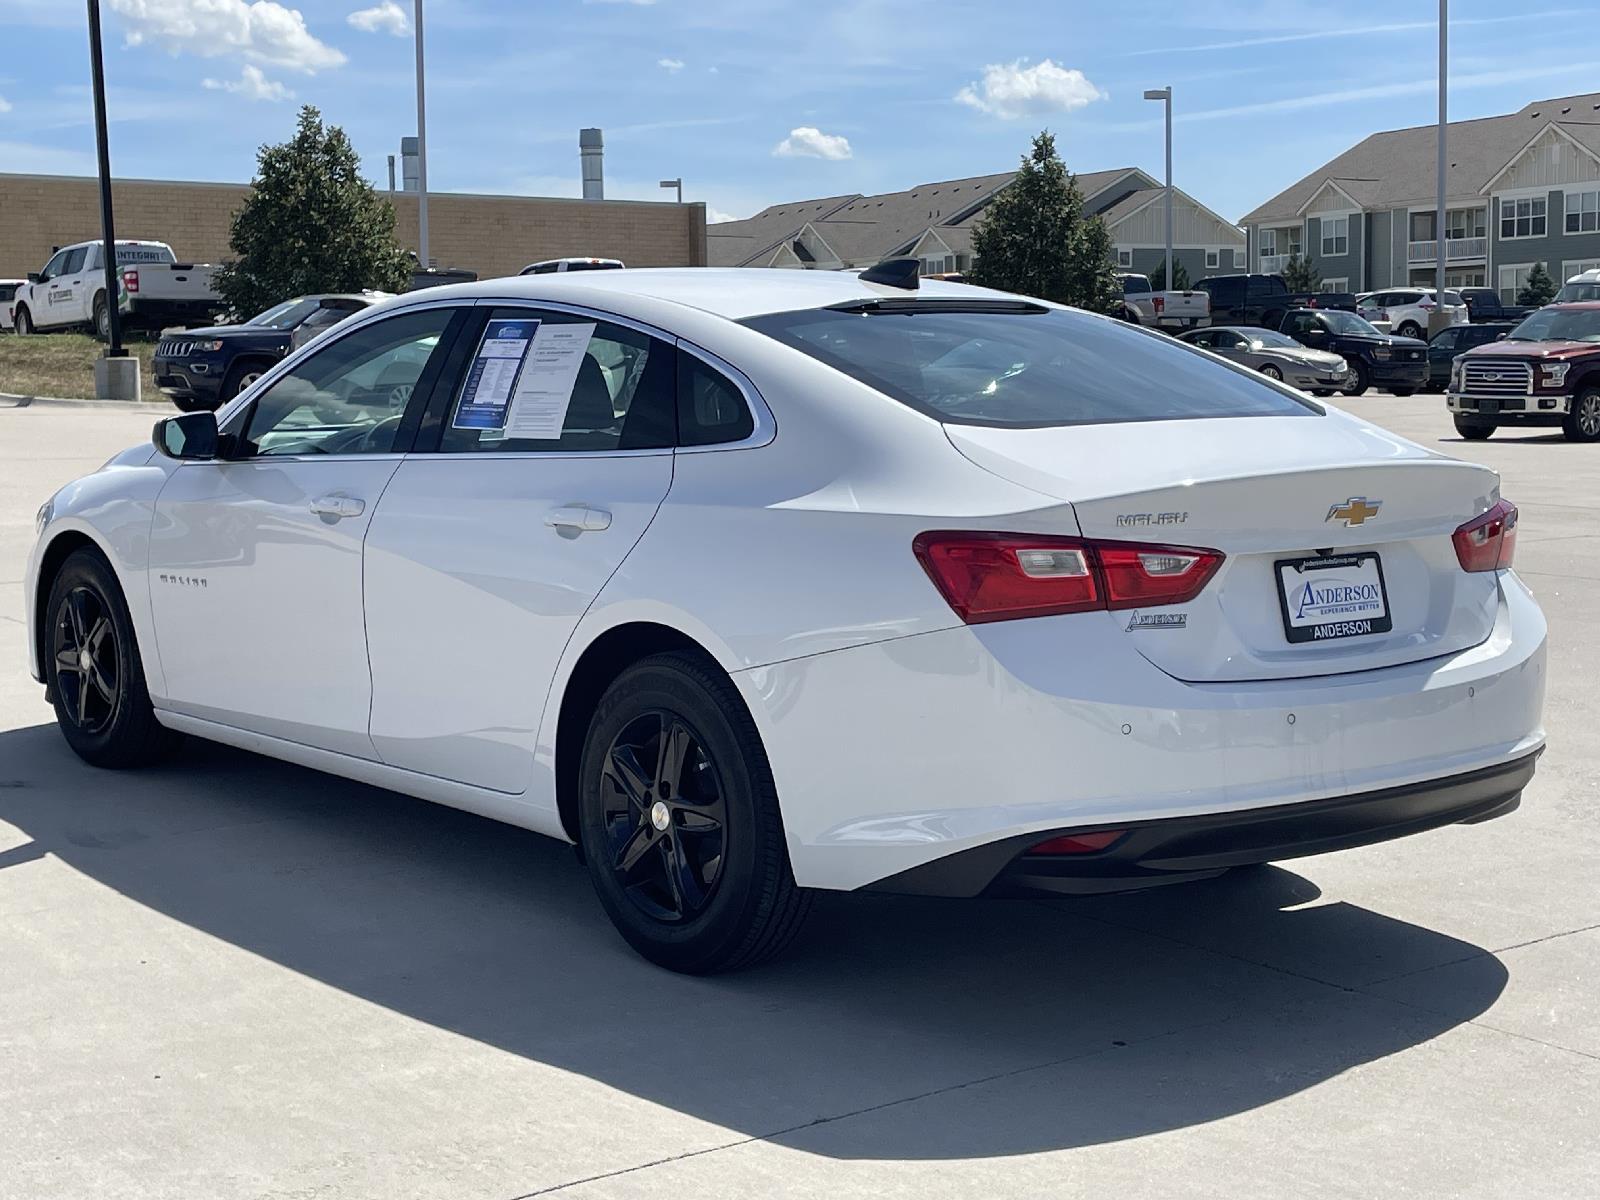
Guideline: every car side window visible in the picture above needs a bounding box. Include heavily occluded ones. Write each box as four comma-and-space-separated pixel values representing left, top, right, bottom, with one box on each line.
241, 308, 455, 457
1289, 314, 1314, 335
1212, 331, 1242, 349
678, 352, 755, 447
1433, 329, 1458, 350
41, 250, 70, 279
60, 247, 88, 275
1187, 331, 1214, 349
438, 308, 676, 453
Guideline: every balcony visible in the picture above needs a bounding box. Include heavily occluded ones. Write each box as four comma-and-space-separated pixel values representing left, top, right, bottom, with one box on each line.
1260, 253, 1294, 273
1407, 237, 1487, 264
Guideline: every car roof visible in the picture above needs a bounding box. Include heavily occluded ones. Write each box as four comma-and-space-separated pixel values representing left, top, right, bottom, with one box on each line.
384, 267, 1017, 322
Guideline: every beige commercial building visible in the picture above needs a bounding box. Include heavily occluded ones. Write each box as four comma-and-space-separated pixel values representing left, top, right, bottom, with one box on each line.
0, 173, 708, 280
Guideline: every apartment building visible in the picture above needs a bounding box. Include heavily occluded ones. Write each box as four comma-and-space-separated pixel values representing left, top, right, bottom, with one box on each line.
710, 167, 1245, 280
1242, 92, 1600, 301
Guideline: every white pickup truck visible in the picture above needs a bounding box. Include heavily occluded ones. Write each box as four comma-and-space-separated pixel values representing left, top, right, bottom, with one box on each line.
11, 239, 222, 338
1117, 271, 1210, 332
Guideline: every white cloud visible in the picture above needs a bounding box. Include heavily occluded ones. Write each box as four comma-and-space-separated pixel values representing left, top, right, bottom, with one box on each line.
0, 94, 11, 114
955, 59, 1105, 120
708, 207, 739, 223
657, 57, 684, 72
773, 126, 852, 160
202, 64, 293, 101
348, 1, 408, 36
108, 0, 346, 73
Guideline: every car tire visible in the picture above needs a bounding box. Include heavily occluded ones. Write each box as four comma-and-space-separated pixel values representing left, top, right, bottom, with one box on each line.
1390, 387, 1417, 397
93, 293, 110, 342
1340, 359, 1370, 397
14, 306, 33, 336
221, 360, 270, 403
1397, 321, 1423, 339
1311, 389, 1335, 397
44, 547, 183, 769
1563, 387, 1600, 442
1259, 363, 1284, 382
1453, 417, 1496, 440
577, 650, 812, 973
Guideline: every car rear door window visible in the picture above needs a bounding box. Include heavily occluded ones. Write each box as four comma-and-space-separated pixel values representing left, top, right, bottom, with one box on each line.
60, 248, 88, 275
678, 352, 756, 446
437, 308, 676, 453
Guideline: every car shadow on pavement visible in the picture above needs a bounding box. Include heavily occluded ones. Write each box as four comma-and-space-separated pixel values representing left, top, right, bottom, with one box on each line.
0, 723, 1508, 1161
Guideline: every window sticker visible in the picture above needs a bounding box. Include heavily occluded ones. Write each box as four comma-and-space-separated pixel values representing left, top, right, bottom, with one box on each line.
505, 322, 597, 439
453, 319, 539, 430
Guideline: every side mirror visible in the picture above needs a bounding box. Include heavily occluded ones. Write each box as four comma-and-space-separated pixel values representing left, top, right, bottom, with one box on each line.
152, 411, 219, 460
1496, 332, 1508, 341
28, 272, 43, 284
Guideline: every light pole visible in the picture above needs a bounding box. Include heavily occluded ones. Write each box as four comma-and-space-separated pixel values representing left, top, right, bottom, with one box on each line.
659, 178, 683, 204
413, 0, 430, 268
1433, 0, 1449, 332
86, 0, 122, 359
1143, 87, 1173, 289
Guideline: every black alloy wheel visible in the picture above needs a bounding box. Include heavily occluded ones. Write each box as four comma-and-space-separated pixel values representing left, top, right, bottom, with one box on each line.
52, 585, 119, 736
578, 652, 811, 972
600, 710, 728, 923
44, 547, 183, 768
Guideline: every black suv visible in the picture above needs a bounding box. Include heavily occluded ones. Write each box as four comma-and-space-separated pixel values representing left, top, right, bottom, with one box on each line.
153, 293, 384, 410
1423, 322, 1514, 391
1193, 273, 1291, 328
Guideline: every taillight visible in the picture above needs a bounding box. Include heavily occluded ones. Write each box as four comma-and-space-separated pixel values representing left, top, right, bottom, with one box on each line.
122, 268, 139, 293
1027, 830, 1125, 855
912, 532, 1223, 624
1453, 500, 1517, 572
1152, 296, 1165, 314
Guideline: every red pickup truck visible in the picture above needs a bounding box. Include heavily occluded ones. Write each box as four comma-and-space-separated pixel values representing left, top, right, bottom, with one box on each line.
1448, 302, 1600, 441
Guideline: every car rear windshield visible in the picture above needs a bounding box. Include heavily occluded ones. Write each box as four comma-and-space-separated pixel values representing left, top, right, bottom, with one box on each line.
1555, 283, 1600, 303
741, 305, 1320, 427
1121, 275, 1152, 294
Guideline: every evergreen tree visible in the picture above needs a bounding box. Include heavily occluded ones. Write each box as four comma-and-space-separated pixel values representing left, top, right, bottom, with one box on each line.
1280, 252, 1320, 293
215, 106, 413, 318
968, 131, 1119, 313
1517, 262, 1557, 307
1148, 259, 1191, 291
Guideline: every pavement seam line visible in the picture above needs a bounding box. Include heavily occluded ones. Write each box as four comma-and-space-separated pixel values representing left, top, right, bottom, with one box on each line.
503, 1013, 1241, 1198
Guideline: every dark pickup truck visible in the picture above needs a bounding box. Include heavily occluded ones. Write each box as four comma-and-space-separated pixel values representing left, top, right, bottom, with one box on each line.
1457, 287, 1534, 324
1448, 302, 1600, 441
1278, 308, 1429, 396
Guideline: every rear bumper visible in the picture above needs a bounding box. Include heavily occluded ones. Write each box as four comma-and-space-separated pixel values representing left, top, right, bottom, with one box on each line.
869, 751, 1538, 897
124, 298, 218, 328
739, 573, 1546, 893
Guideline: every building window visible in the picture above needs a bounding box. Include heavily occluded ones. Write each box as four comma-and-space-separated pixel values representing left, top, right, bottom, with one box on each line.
1500, 196, 1547, 239
1116, 247, 1133, 268
919, 255, 954, 276
1321, 278, 1348, 293
1562, 259, 1600, 281
1446, 208, 1486, 240
1320, 215, 1349, 257
1445, 268, 1487, 288
1204, 248, 1220, 269
1259, 229, 1276, 258
1566, 189, 1599, 234
1499, 263, 1534, 304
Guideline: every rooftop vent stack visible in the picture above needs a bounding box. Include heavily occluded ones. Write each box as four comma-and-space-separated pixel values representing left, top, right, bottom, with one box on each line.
400, 137, 420, 192
580, 128, 604, 200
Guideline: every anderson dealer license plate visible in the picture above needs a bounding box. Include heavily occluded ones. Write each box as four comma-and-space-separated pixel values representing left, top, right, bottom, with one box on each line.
1275, 553, 1392, 643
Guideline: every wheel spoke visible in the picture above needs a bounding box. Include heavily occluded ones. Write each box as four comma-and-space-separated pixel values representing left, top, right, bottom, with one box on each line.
674, 804, 723, 834
55, 648, 82, 675
603, 744, 653, 814
75, 668, 90, 725
87, 660, 115, 704
663, 836, 705, 914
66, 590, 89, 646
615, 823, 658, 874
655, 719, 692, 792
86, 617, 111, 655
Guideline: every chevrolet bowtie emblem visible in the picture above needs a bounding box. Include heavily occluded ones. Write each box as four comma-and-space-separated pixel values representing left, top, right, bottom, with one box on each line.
1327, 497, 1382, 526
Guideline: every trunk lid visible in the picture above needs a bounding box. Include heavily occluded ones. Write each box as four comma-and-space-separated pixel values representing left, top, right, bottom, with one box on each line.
947, 411, 1504, 682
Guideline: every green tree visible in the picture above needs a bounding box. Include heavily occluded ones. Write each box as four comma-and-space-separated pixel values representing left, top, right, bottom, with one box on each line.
214, 106, 412, 319
1148, 259, 1191, 290
968, 130, 1120, 313
1280, 252, 1320, 293
1517, 262, 1557, 307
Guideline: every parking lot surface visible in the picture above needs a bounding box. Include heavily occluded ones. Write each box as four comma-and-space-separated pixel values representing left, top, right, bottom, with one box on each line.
1, 394, 1596, 1199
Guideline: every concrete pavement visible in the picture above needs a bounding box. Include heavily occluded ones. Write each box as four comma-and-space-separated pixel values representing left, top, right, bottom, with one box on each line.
0, 396, 1595, 1199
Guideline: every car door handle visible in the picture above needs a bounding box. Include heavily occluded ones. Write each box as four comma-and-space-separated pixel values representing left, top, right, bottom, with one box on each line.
545, 504, 612, 532
309, 495, 365, 519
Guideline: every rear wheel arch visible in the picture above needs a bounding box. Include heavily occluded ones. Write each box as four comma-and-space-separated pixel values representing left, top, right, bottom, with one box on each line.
554, 622, 738, 844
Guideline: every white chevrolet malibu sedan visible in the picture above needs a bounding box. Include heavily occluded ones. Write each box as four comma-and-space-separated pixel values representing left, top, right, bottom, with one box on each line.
25, 266, 1547, 972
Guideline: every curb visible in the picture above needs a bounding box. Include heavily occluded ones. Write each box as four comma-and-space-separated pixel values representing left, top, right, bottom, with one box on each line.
0, 392, 170, 410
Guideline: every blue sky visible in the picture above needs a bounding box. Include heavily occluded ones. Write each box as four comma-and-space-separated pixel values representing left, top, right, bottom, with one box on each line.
2, 0, 1596, 225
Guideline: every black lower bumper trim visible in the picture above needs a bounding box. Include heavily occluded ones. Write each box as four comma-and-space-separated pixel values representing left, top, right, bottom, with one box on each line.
864, 750, 1541, 899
